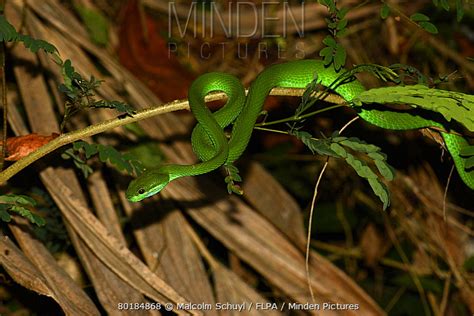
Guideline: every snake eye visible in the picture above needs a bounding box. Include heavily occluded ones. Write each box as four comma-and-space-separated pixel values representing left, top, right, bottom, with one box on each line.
138, 188, 145, 195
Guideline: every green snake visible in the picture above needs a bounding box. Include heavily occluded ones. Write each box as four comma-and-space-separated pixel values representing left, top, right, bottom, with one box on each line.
126, 60, 473, 202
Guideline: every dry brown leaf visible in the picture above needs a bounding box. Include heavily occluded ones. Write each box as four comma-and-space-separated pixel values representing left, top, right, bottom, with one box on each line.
0, 234, 52, 298
121, 197, 218, 313
3, 133, 60, 161
9, 217, 101, 316
213, 263, 282, 316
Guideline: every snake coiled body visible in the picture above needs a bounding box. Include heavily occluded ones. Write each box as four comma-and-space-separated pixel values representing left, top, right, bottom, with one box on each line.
126, 60, 473, 202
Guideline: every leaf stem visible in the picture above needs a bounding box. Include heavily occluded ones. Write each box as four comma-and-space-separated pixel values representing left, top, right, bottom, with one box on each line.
256, 104, 344, 127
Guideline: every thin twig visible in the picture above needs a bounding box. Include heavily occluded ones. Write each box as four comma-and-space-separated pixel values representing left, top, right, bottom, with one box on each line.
305, 116, 359, 302
0, 41, 6, 170
442, 164, 454, 221
0, 87, 341, 184
305, 158, 329, 303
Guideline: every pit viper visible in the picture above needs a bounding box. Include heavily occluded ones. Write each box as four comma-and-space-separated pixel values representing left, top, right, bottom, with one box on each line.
126, 60, 473, 202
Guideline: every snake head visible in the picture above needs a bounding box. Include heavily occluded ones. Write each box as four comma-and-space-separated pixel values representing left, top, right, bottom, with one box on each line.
125, 170, 171, 202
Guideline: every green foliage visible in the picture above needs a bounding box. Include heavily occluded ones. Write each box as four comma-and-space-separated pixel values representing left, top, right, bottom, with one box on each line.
0, 194, 45, 226
61, 147, 93, 177
29, 188, 69, 252
125, 141, 166, 169
328, 64, 399, 92
318, 0, 348, 71
410, 13, 438, 34
460, 145, 474, 169
224, 164, 243, 195
292, 130, 393, 210
59, 59, 135, 129
62, 141, 144, 178
380, 3, 390, 19
433, 0, 465, 21
289, 63, 399, 132
352, 85, 474, 132
455, 0, 464, 22
390, 64, 431, 85
0, 13, 132, 130
74, 4, 109, 46
0, 16, 58, 54
93, 100, 135, 113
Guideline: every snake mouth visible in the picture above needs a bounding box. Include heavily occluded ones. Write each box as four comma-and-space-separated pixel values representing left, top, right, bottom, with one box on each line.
126, 179, 170, 202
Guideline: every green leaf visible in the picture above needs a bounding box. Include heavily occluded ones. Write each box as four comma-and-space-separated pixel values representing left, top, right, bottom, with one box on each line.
10, 205, 45, 226
380, 3, 390, 19
336, 18, 347, 31
419, 21, 438, 34
0, 16, 57, 54
353, 85, 474, 132
84, 143, 99, 159
345, 153, 377, 179
336, 28, 348, 37
367, 151, 387, 161
75, 160, 93, 178
231, 173, 242, 182
327, 21, 337, 29
63, 59, 75, 81
18, 34, 57, 54
439, 0, 450, 11
293, 130, 393, 209
320, 46, 334, 66
73, 141, 99, 158
67, 141, 141, 177
319, 0, 336, 11
410, 13, 430, 22
230, 184, 244, 195
374, 160, 395, 180
322, 36, 337, 48
226, 182, 243, 195
92, 100, 136, 115
0, 194, 36, 206
368, 178, 390, 210
0, 194, 44, 226
460, 145, 474, 157
456, 0, 464, 21
61, 59, 83, 91
0, 15, 18, 41
334, 44, 346, 71
74, 5, 109, 46
293, 130, 338, 157
226, 164, 239, 174
339, 138, 380, 153
337, 7, 350, 19
330, 143, 347, 157
465, 156, 474, 169
0, 207, 11, 222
